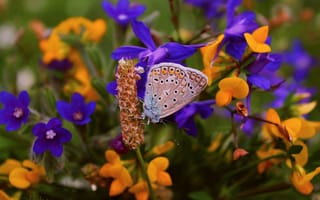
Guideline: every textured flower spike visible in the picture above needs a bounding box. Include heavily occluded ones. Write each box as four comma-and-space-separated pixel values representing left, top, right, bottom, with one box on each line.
216, 77, 249, 107
99, 150, 133, 196
244, 26, 271, 53
290, 165, 320, 195
116, 59, 144, 150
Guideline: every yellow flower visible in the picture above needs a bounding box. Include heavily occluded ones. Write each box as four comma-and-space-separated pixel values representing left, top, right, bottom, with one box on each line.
129, 180, 149, 200
244, 26, 271, 53
150, 141, 174, 156
286, 140, 308, 168
99, 150, 133, 196
40, 17, 107, 64
263, 108, 319, 142
256, 144, 284, 174
0, 159, 21, 175
200, 34, 225, 69
7, 160, 45, 189
290, 165, 320, 195
215, 77, 249, 107
207, 133, 223, 152
147, 157, 172, 187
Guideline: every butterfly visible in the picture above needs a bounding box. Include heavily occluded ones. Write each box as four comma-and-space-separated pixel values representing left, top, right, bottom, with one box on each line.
143, 62, 208, 123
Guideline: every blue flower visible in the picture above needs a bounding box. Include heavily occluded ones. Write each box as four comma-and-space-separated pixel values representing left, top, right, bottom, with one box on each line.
32, 118, 72, 157
246, 53, 282, 90
174, 100, 215, 136
110, 134, 129, 154
0, 91, 30, 131
41, 59, 73, 71
184, 0, 225, 19
283, 40, 316, 82
112, 20, 203, 67
56, 93, 96, 125
102, 0, 146, 27
223, 11, 259, 60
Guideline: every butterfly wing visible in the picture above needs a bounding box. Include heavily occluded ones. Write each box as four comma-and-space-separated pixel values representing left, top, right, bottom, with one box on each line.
143, 62, 208, 122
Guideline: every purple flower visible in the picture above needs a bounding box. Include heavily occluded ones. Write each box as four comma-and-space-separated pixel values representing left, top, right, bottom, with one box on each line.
174, 100, 215, 136
41, 59, 73, 71
283, 40, 316, 82
112, 20, 203, 67
102, 0, 146, 27
184, 0, 225, 19
32, 118, 72, 157
246, 53, 282, 90
56, 93, 96, 125
0, 91, 30, 131
223, 11, 259, 60
110, 134, 129, 154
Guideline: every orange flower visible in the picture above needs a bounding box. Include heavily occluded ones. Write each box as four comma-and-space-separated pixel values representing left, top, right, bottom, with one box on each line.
244, 26, 271, 53
200, 34, 225, 69
6, 160, 46, 189
263, 108, 319, 142
290, 165, 320, 195
0, 159, 21, 175
129, 180, 149, 200
256, 144, 284, 173
99, 150, 133, 196
150, 141, 174, 156
233, 148, 249, 160
40, 17, 107, 64
147, 157, 172, 187
216, 77, 249, 107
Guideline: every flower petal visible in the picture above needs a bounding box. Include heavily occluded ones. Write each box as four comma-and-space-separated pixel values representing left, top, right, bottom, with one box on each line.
9, 168, 30, 189
111, 46, 146, 60
131, 20, 156, 50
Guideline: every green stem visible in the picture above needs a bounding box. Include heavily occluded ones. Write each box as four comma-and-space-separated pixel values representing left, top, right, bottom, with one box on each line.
78, 46, 99, 78
135, 148, 156, 200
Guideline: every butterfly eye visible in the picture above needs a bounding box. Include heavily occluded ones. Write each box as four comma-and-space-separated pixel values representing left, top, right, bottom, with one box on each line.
173, 98, 177, 102
174, 90, 178, 94
153, 78, 159, 82
164, 104, 168, 108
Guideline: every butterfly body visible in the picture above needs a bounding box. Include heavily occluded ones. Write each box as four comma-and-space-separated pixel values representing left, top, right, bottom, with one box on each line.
143, 62, 208, 123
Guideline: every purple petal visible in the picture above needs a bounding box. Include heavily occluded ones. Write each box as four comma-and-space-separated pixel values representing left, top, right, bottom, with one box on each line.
147, 47, 168, 65
56, 101, 73, 121
55, 127, 72, 143
48, 142, 63, 157
248, 74, 271, 90
131, 20, 156, 50
225, 40, 247, 60
128, 4, 146, 18
71, 93, 85, 104
5, 119, 22, 131
161, 42, 202, 61
85, 102, 96, 116
102, 1, 117, 19
106, 81, 118, 96
111, 46, 146, 60
226, 0, 243, 26
0, 91, 16, 107
18, 91, 30, 107
47, 118, 62, 129
33, 139, 49, 155
116, 0, 130, 11
32, 123, 47, 137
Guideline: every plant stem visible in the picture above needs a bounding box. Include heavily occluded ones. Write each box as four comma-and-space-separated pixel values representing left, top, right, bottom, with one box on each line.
135, 147, 156, 200
78, 46, 99, 78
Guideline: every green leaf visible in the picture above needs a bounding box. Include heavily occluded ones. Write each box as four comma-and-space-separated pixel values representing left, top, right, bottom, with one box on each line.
288, 145, 303, 155
188, 191, 213, 200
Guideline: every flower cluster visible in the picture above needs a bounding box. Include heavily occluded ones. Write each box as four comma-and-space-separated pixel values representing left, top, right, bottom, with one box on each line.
1, 0, 320, 199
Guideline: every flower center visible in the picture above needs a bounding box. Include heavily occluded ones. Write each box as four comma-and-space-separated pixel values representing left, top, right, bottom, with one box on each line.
46, 129, 56, 139
118, 14, 128, 21
12, 107, 24, 118
73, 111, 83, 121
